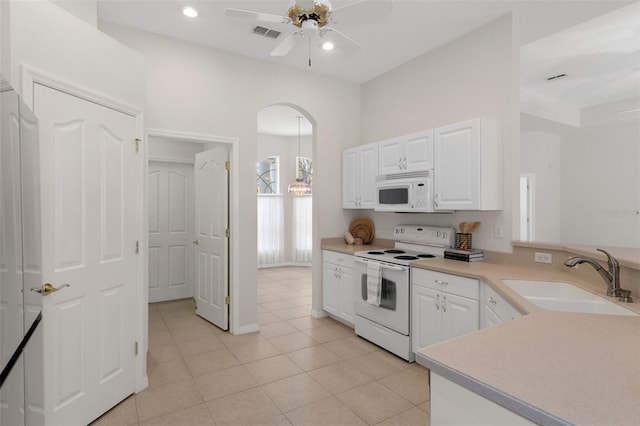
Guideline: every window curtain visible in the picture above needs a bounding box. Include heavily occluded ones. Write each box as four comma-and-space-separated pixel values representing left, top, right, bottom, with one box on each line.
292, 195, 312, 263
257, 195, 284, 266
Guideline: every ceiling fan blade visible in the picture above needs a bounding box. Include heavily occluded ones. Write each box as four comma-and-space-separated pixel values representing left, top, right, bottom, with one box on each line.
271, 33, 299, 56
224, 8, 290, 24
321, 27, 362, 48
331, 0, 394, 13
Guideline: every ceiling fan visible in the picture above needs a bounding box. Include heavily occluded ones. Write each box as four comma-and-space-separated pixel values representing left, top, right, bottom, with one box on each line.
225, 0, 368, 61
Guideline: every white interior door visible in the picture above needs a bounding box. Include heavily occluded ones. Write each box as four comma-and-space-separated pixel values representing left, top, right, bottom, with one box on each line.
148, 162, 194, 302
33, 84, 139, 425
194, 147, 229, 330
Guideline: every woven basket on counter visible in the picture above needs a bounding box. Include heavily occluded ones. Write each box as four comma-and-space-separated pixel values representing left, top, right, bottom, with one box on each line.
348, 218, 375, 244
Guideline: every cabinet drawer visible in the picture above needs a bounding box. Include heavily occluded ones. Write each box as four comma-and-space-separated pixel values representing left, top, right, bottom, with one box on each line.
412, 268, 479, 300
323, 250, 355, 268
485, 284, 521, 322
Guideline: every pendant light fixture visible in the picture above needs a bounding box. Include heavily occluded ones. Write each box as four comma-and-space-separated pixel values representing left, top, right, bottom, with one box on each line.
288, 116, 311, 196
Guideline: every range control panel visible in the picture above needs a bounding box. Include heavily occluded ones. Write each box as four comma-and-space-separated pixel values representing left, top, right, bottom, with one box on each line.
394, 225, 454, 247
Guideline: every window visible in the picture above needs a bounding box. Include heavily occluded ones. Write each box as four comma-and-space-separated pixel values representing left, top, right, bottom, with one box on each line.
257, 156, 279, 194
296, 156, 313, 192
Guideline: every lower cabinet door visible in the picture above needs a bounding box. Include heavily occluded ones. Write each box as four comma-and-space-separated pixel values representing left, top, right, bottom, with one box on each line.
442, 292, 480, 341
412, 285, 442, 353
323, 262, 339, 316
339, 267, 354, 324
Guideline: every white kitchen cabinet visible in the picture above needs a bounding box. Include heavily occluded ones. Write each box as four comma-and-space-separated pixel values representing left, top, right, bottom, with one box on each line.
434, 118, 501, 210
343, 142, 378, 209
482, 283, 522, 328
378, 130, 433, 175
322, 250, 355, 325
412, 268, 479, 353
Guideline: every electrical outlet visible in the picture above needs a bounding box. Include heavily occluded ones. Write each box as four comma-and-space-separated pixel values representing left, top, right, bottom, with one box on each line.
494, 224, 504, 238
534, 252, 553, 264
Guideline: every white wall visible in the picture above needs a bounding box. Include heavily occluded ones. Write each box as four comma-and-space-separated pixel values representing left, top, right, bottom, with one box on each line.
520, 114, 564, 242
148, 137, 205, 163
99, 22, 361, 329
51, 0, 98, 27
561, 119, 640, 248
359, 14, 518, 252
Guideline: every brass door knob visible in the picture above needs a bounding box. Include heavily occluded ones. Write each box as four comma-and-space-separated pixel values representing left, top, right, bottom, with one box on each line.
30, 283, 70, 296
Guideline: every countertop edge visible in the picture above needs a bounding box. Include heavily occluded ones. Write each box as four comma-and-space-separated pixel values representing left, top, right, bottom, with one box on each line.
415, 352, 572, 426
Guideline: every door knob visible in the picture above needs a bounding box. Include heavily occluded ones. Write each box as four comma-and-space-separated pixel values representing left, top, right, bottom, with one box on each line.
192, 239, 200, 245
30, 283, 70, 296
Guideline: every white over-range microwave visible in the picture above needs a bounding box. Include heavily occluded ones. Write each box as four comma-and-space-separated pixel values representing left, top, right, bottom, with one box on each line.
375, 170, 437, 212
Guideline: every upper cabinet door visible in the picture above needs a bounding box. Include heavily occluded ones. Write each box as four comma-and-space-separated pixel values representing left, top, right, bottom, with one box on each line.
358, 143, 378, 209
379, 131, 434, 175
378, 137, 404, 175
434, 118, 501, 211
342, 147, 359, 209
404, 130, 434, 172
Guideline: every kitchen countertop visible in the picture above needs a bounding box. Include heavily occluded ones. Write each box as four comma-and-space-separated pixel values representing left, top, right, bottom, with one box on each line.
412, 258, 640, 426
321, 237, 394, 255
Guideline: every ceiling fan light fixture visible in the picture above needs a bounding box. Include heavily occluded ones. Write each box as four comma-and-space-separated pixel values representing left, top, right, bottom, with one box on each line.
182, 6, 198, 18
322, 41, 334, 50
288, 116, 311, 196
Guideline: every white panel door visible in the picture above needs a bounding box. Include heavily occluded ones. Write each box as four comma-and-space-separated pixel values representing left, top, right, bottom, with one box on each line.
441, 293, 479, 342
194, 148, 229, 330
358, 143, 378, 208
411, 285, 442, 353
404, 130, 433, 172
33, 84, 138, 426
342, 147, 358, 208
148, 162, 194, 303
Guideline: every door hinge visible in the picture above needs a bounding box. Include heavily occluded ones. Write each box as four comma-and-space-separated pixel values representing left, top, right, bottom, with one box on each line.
135, 138, 141, 154
134, 341, 139, 356
135, 241, 140, 254
225, 161, 230, 170
225, 228, 230, 238
225, 296, 230, 305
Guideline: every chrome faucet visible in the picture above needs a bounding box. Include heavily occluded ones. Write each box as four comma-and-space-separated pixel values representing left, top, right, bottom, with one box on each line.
564, 249, 633, 302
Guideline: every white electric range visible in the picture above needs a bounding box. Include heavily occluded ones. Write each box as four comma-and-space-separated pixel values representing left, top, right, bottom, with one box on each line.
353, 225, 454, 361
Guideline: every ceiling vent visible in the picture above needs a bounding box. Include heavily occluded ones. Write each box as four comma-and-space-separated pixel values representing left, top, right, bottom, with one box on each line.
546, 73, 568, 81
252, 26, 281, 39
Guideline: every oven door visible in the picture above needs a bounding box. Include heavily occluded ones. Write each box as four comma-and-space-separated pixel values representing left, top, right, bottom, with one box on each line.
353, 258, 409, 335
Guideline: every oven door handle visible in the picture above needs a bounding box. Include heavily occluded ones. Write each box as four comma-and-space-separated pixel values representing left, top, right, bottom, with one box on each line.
354, 258, 408, 272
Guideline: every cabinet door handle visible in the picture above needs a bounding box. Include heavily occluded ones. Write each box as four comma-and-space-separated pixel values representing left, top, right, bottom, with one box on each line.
403, 156, 407, 169
442, 295, 447, 312
435, 279, 448, 286
434, 193, 439, 208
488, 297, 497, 305
435, 293, 440, 310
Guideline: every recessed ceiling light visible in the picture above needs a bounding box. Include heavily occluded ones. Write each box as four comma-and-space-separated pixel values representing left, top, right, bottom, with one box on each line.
182, 6, 198, 18
322, 41, 334, 51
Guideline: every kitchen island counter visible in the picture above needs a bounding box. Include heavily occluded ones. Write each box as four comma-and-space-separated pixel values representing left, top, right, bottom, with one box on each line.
412, 259, 640, 426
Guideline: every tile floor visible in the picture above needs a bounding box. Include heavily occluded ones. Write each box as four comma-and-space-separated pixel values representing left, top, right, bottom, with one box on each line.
92, 266, 431, 426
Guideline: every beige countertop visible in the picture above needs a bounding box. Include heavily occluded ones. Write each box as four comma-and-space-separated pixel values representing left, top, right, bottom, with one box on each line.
412, 259, 640, 426
321, 237, 394, 255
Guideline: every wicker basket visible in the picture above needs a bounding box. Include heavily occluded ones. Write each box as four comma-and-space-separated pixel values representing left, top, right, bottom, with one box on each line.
348, 218, 375, 244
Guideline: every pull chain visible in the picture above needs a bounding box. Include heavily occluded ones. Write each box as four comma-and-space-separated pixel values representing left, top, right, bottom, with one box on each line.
308, 35, 312, 67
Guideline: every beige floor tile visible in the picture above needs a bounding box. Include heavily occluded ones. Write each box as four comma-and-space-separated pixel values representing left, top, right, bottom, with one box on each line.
244, 354, 304, 385
147, 342, 182, 366
307, 360, 375, 394
148, 329, 174, 349
260, 321, 299, 339
206, 387, 283, 426
287, 316, 331, 331
272, 305, 311, 321
262, 373, 330, 412
269, 331, 319, 352
183, 348, 240, 377
302, 324, 353, 343
322, 336, 379, 360
287, 345, 341, 371
346, 350, 411, 380
148, 309, 162, 321
171, 323, 221, 344
219, 331, 262, 348
149, 319, 168, 333
376, 407, 430, 426
90, 395, 137, 426
284, 396, 367, 426
336, 382, 413, 425
379, 365, 430, 405
176, 334, 226, 357
194, 365, 258, 401
160, 305, 198, 320
226, 336, 282, 363
261, 299, 299, 312
259, 293, 283, 303
285, 296, 313, 307
417, 400, 430, 414
147, 358, 192, 388
138, 403, 214, 426
155, 299, 195, 312
135, 378, 203, 422
259, 312, 283, 325
164, 314, 212, 332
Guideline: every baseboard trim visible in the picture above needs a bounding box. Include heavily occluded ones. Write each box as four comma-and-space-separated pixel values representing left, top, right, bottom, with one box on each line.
233, 323, 260, 335
310, 309, 328, 319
